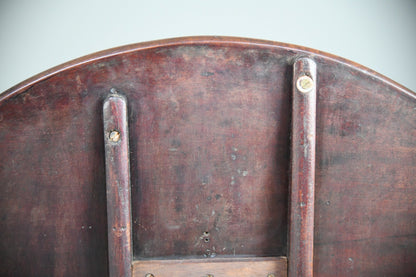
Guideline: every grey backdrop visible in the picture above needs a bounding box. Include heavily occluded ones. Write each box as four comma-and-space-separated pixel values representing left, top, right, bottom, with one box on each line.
1, 0, 415, 93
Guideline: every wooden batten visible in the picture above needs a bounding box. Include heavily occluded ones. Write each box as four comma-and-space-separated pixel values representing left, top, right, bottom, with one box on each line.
103, 92, 133, 277
2, 37, 414, 276
288, 58, 317, 277
132, 257, 287, 277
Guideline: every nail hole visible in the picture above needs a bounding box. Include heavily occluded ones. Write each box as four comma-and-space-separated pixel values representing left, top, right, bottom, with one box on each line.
204, 238, 210, 243
203, 231, 209, 236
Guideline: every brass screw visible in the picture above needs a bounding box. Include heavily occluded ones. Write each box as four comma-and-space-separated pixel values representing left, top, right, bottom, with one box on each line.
145, 274, 154, 277
296, 75, 314, 93
109, 130, 121, 142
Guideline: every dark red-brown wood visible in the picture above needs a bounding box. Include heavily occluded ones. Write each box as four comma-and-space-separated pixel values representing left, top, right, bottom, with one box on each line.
289, 58, 317, 277
0, 37, 415, 276
129, 42, 290, 260
314, 59, 416, 276
103, 93, 132, 277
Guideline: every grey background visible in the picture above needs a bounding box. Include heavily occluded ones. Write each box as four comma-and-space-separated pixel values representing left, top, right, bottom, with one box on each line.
1, 0, 415, 93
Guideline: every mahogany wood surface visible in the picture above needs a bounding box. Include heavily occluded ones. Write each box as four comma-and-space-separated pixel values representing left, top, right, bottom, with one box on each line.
289, 58, 317, 277
0, 37, 415, 276
103, 94, 132, 277
127, 41, 290, 259
132, 257, 287, 277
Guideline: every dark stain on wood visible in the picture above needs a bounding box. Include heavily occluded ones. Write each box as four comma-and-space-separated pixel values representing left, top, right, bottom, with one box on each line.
0, 36, 415, 276
103, 94, 132, 277
128, 43, 291, 260
289, 58, 317, 277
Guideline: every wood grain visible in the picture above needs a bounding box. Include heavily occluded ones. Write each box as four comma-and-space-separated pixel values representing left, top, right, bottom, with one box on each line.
0, 37, 414, 276
103, 93, 132, 277
288, 58, 317, 277
314, 56, 416, 276
132, 257, 287, 277
129, 43, 290, 259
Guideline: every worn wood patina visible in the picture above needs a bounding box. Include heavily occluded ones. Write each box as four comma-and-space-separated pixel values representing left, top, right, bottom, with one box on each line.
0, 37, 415, 276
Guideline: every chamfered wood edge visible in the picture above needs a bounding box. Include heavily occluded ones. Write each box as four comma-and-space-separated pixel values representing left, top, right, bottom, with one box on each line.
132, 256, 287, 277
1, 36, 415, 103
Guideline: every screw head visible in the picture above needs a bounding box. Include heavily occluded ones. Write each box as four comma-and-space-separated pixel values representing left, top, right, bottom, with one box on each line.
296, 75, 314, 93
145, 274, 154, 277
109, 130, 121, 142
267, 274, 276, 277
